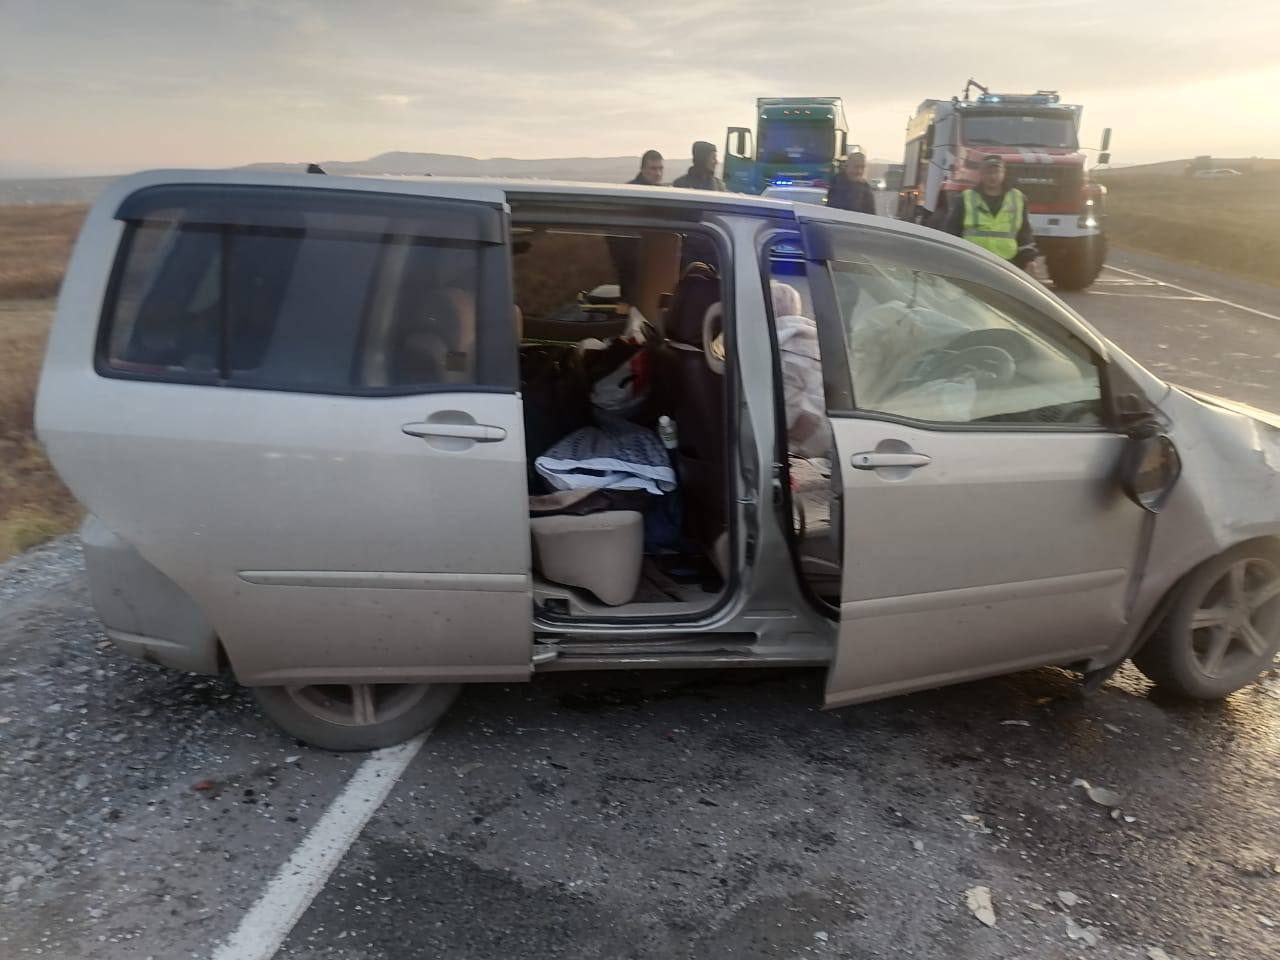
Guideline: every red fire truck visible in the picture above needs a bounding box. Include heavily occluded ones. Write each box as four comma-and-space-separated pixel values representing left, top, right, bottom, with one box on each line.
896, 81, 1112, 290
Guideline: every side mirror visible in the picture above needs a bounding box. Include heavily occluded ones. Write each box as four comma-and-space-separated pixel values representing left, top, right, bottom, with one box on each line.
1097, 152, 1111, 166
1121, 432, 1182, 513
1100, 127, 1112, 152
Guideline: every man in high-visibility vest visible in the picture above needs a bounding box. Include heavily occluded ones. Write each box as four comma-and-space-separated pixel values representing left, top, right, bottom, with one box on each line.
941, 155, 1038, 269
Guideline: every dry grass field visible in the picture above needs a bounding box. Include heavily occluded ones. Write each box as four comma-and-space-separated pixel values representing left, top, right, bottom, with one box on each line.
0, 205, 86, 560
1097, 167, 1280, 286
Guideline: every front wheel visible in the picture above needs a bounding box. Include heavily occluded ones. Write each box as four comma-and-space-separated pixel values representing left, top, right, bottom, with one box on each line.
1044, 237, 1105, 290
1134, 545, 1280, 699
252, 682, 460, 751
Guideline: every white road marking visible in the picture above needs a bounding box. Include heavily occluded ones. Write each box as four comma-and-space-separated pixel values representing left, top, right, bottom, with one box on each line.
1087, 291, 1215, 302
1102, 264, 1280, 322
210, 734, 427, 960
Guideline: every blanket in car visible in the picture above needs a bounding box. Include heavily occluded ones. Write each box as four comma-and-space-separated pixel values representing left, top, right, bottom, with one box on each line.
535, 421, 676, 496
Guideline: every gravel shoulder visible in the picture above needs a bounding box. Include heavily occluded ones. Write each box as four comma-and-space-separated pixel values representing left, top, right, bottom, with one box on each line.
0, 539, 363, 960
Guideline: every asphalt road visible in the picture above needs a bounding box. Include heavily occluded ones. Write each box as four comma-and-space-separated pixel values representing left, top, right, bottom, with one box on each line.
2, 248, 1279, 960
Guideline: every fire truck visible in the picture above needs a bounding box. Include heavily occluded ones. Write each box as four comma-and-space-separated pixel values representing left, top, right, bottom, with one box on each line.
723, 97, 851, 195
896, 82, 1112, 290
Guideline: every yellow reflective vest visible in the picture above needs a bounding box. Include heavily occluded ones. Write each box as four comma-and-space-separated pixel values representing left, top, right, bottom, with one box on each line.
961, 188, 1025, 261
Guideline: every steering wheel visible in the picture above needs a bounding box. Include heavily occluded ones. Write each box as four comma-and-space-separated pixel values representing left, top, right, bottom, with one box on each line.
933, 344, 1016, 388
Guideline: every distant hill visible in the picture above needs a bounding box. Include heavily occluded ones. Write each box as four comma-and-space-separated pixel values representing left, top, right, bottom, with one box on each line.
0, 176, 120, 205
1102, 157, 1280, 178
0, 152, 694, 205
245, 151, 686, 182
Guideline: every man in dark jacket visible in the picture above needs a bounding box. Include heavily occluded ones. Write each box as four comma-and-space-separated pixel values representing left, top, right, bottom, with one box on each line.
612, 150, 667, 300
826, 152, 877, 215
629, 150, 664, 185
672, 141, 725, 191
941, 155, 1038, 268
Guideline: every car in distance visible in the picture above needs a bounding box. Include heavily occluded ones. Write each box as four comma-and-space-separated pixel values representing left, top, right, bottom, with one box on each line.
36, 169, 1280, 749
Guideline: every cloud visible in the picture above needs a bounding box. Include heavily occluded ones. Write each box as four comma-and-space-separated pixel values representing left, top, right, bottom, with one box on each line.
372, 94, 419, 107
0, 0, 1276, 171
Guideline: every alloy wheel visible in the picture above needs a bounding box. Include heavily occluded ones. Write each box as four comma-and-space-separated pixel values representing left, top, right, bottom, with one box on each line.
283, 683, 431, 728
1187, 557, 1280, 679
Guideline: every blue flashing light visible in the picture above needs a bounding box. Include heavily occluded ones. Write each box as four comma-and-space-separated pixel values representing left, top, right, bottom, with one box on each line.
771, 177, 795, 186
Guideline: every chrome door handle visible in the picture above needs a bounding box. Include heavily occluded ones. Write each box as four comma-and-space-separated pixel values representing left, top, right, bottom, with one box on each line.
402, 422, 508, 442
850, 451, 931, 470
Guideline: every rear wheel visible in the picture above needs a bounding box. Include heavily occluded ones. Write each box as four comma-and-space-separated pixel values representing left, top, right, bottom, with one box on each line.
252, 682, 460, 751
1045, 237, 1105, 290
1134, 545, 1280, 699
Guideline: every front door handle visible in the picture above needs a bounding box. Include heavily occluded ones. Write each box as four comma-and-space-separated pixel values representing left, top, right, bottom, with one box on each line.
850, 451, 931, 470
402, 421, 507, 442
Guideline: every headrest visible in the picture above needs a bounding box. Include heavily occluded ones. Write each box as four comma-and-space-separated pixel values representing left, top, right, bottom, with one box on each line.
665, 264, 721, 346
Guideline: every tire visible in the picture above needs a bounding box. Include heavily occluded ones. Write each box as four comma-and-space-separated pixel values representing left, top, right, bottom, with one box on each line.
252, 682, 461, 751
1045, 238, 1104, 291
1133, 544, 1280, 699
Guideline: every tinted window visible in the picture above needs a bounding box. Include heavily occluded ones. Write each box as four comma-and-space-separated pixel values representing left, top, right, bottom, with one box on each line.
961, 112, 1078, 150
828, 253, 1103, 427
103, 190, 512, 394
757, 122, 835, 165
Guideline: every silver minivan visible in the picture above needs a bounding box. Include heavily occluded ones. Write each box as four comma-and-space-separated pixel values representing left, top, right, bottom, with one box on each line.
36, 170, 1280, 749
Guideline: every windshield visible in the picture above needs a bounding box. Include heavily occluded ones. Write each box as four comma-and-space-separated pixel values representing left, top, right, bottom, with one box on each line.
757, 120, 835, 165
961, 112, 1078, 150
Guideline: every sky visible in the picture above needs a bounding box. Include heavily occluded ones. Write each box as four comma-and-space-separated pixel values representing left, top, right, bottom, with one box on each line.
1, 0, 1278, 176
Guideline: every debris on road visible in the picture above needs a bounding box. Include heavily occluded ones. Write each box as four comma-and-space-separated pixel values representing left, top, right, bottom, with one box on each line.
813, 931, 829, 942
192, 779, 216, 791
1147, 948, 1173, 960
1000, 720, 1031, 726
1072, 778, 1122, 808
911, 838, 924, 852
455, 761, 484, 777
965, 886, 997, 927
1065, 917, 1101, 947
1055, 890, 1080, 909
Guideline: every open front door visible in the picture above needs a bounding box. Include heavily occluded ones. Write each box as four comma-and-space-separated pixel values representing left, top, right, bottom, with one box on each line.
723, 126, 755, 193
42, 175, 532, 687
795, 216, 1147, 707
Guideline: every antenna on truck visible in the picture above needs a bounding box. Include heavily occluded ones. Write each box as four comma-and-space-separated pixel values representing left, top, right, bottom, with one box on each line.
961, 79, 989, 101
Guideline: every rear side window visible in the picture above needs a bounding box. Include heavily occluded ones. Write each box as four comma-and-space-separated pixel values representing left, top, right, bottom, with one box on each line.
101, 185, 515, 394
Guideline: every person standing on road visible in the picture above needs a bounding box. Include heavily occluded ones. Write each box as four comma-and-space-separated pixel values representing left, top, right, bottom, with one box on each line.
942, 155, 1038, 269
612, 150, 667, 300
826, 151, 877, 215
672, 141, 725, 191
629, 150, 665, 185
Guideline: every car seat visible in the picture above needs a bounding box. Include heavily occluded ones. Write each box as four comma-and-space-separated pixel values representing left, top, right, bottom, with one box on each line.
530, 511, 644, 606
653, 263, 726, 560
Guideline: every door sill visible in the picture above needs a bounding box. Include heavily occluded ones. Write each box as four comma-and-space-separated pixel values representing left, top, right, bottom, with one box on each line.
531, 634, 830, 672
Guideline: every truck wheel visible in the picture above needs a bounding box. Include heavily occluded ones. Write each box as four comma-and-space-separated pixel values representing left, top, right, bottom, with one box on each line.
1045, 238, 1104, 290
252, 682, 460, 751
1133, 544, 1280, 700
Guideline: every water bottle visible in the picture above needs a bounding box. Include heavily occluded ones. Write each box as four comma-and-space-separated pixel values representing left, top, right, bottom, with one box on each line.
657, 415, 678, 451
